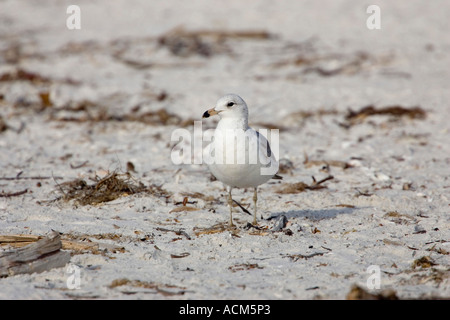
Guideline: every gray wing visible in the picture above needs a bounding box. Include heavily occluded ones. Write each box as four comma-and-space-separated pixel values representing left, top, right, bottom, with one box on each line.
255, 130, 281, 178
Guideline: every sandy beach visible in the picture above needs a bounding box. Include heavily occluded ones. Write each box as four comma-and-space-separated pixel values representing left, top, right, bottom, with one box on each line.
0, 0, 449, 299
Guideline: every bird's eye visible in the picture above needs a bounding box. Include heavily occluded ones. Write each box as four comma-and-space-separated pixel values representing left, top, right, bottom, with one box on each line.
227, 102, 235, 107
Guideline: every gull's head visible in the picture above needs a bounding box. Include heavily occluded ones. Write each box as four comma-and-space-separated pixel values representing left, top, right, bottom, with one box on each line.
202, 94, 248, 120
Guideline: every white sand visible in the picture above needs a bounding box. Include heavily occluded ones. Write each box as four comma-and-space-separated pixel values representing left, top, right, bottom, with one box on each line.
0, 0, 449, 299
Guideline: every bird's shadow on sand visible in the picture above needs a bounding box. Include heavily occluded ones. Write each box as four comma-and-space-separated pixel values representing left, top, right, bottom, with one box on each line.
267, 206, 358, 221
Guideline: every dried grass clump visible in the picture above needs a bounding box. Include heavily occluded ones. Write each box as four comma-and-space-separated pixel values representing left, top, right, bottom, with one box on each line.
58, 171, 147, 206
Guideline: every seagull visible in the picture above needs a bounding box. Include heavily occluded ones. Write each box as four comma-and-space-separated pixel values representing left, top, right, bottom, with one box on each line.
202, 94, 281, 226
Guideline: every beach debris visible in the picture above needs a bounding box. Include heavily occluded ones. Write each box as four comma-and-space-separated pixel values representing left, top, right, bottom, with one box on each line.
55, 171, 148, 206
193, 223, 227, 236
70, 161, 89, 169
228, 263, 263, 272
382, 238, 403, 247
169, 206, 199, 213
273, 49, 395, 79
170, 252, 190, 259
312, 227, 321, 234
383, 211, 416, 225
335, 204, 356, 208
413, 225, 426, 234
155, 227, 191, 240
408, 267, 449, 287
193, 222, 239, 236
126, 161, 136, 173
282, 250, 329, 262
0, 233, 125, 255
355, 188, 373, 197
272, 215, 288, 232
275, 175, 333, 194
411, 256, 437, 269
242, 223, 270, 236
0, 189, 28, 198
343, 105, 426, 127
158, 26, 272, 57
0, 68, 79, 96
38, 91, 52, 107
0, 172, 63, 181
232, 199, 252, 216
51, 100, 194, 127
426, 243, 448, 256
346, 285, 398, 300
108, 278, 188, 296
0, 232, 70, 277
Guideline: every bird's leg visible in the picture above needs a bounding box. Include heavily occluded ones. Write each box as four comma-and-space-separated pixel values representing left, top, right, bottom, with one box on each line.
253, 187, 258, 225
227, 187, 234, 227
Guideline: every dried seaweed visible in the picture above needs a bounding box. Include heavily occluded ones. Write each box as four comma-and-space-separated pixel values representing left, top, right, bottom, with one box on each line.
228, 263, 263, 272
0, 68, 79, 85
343, 105, 426, 127
411, 256, 437, 269
273, 51, 393, 78
108, 278, 187, 296
275, 175, 333, 194
282, 249, 330, 261
57, 171, 148, 206
411, 268, 449, 287
51, 101, 194, 127
158, 27, 272, 57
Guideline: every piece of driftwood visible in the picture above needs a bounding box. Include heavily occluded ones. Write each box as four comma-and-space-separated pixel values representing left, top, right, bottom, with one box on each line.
0, 234, 126, 255
0, 232, 71, 277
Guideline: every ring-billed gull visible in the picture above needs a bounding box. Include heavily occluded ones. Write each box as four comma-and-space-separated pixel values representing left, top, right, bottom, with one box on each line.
202, 94, 281, 226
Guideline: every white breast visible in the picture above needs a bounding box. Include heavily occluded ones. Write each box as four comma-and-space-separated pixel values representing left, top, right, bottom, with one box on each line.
203, 125, 278, 188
